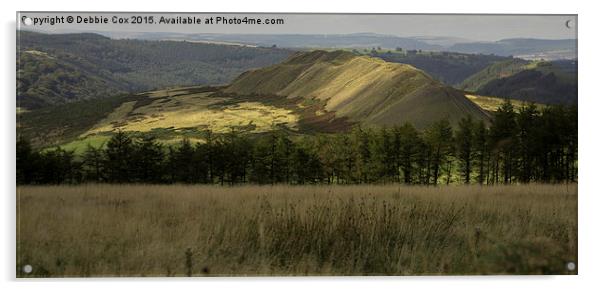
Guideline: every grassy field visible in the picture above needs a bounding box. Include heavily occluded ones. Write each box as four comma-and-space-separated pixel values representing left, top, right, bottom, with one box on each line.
17, 184, 577, 277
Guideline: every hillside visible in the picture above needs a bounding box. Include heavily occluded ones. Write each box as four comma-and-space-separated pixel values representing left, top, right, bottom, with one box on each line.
17, 86, 301, 149
459, 59, 577, 104
17, 31, 292, 108
225, 50, 490, 128
459, 59, 532, 91
17, 50, 126, 109
369, 50, 510, 85
19, 51, 495, 149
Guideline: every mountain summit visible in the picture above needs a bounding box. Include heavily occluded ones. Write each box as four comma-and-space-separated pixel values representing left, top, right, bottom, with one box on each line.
225, 50, 489, 128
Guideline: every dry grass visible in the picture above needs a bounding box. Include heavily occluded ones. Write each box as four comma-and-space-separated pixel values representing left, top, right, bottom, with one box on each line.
17, 184, 577, 277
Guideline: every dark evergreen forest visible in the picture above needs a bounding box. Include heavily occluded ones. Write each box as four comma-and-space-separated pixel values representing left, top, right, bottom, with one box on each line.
17, 102, 577, 185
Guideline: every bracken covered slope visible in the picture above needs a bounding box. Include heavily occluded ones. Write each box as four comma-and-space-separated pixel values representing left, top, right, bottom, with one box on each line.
225, 50, 489, 128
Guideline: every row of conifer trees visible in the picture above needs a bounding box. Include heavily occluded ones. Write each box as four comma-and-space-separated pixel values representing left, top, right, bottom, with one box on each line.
17, 102, 577, 185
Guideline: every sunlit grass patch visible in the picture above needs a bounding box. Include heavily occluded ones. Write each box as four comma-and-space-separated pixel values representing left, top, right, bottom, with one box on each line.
466, 94, 545, 113
84, 93, 299, 136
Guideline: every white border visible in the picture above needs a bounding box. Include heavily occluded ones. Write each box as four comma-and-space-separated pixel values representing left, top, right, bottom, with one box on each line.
2, 1, 600, 289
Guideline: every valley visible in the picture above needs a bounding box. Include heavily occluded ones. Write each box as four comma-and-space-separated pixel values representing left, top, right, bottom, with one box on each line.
18, 49, 552, 152
16, 32, 574, 155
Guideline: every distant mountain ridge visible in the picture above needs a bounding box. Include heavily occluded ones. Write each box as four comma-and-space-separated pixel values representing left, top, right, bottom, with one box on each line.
99, 32, 445, 51
95, 31, 576, 60
449, 38, 576, 60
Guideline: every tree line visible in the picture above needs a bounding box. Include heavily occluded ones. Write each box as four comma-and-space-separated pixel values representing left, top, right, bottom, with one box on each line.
17, 102, 577, 185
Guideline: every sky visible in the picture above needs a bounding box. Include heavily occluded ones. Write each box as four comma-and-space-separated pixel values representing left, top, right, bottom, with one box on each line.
17, 12, 577, 42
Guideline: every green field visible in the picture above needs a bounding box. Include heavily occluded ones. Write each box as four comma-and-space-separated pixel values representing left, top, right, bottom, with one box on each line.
17, 184, 577, 277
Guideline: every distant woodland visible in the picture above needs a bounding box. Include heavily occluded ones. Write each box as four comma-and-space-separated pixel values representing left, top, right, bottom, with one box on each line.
17, 31, 292, 108
17, 102, 577, 185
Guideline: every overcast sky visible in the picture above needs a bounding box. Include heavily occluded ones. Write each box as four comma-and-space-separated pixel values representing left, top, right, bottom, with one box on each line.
17, 12, 577, 42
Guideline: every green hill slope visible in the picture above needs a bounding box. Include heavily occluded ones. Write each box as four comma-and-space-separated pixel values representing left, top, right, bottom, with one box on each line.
371, 50, 509, 85
17, 31, 292, 109
225, 50, 490, 128
459, 59, 531, 92
18, 86, 301, 148
459, 59, 577, 104
17, 50, 127, 109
